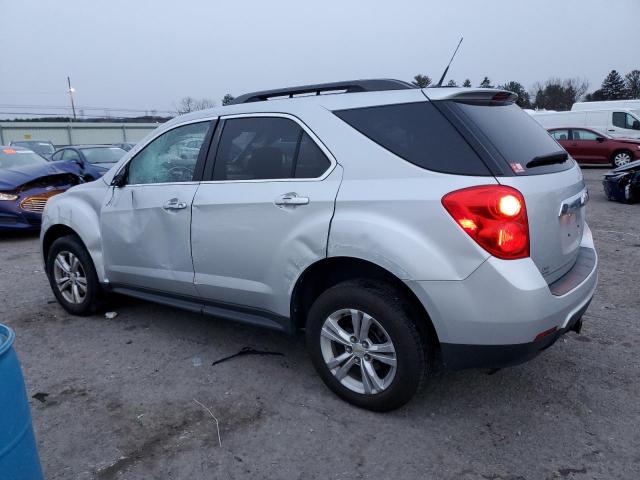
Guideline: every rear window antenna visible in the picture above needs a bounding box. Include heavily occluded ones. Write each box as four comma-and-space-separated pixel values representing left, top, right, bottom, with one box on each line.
436, 37, 464, 87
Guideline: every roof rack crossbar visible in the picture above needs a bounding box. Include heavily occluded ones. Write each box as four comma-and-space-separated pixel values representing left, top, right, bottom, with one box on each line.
230, 79, 416, 104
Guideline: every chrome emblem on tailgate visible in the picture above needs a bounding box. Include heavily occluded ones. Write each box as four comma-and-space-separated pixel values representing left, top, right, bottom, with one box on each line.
559, 190, 588, 217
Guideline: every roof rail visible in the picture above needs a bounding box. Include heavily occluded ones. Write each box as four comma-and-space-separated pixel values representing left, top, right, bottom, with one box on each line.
230, 79, 416, 104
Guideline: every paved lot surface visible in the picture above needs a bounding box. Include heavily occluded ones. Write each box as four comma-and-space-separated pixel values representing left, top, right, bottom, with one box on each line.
1, 167, 638, 480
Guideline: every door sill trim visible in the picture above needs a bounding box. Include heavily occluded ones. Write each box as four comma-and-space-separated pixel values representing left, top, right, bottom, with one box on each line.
108, 284, 290, 333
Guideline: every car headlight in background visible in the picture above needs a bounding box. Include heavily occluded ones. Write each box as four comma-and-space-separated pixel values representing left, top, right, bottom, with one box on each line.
0, 193, 18, 201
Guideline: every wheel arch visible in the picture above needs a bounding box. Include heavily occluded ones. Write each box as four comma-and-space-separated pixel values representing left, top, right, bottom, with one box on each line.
290, 256, 440, 352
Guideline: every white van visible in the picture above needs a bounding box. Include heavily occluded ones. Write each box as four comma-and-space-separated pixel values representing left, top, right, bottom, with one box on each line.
572, 99, 640, 117
531, 108, 640, 139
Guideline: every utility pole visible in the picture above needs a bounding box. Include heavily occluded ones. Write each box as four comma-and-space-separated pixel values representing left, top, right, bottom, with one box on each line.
67, 76, 77, 121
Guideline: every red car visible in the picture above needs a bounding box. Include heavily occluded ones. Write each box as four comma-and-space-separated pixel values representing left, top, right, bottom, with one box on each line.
548, 127, 640, 167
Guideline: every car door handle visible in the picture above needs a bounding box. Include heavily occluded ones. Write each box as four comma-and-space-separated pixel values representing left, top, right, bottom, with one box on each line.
162, 198, 188, 211
274, 193, 309, 206
608, 129, 615, 132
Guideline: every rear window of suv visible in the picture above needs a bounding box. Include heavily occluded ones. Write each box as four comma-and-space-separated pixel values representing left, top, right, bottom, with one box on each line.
334, 102, 491, 176
447, 101, 573, 175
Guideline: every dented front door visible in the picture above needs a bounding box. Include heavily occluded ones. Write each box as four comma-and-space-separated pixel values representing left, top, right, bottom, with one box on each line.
100, 183, 199, 296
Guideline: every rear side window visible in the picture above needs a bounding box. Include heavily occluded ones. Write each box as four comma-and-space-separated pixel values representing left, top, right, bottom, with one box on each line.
334, 102, 490, 176
450, 101, 573, 175
212, 117, 331, 180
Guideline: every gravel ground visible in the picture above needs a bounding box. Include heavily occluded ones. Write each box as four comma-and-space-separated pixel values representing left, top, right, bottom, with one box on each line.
1, 167, 638, 480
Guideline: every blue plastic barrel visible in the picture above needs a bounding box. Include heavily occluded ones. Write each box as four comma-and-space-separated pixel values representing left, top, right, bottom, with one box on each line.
0, 324, 44, 480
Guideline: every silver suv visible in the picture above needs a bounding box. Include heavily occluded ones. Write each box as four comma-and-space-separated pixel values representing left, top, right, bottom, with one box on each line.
41, 80, 598, 411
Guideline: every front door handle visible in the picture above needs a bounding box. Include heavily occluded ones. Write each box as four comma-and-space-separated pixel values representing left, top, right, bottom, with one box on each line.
275, 192, 309, 206
163, 198, 188, 211
607, 129, 615, 132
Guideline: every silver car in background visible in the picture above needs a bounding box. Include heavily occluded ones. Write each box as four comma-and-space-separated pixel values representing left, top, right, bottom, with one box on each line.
40, 79, 597, 411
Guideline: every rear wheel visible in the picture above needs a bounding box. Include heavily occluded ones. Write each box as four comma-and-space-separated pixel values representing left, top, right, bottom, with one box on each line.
306, 280, 426, 411
611, 150, 633, 168
46, 236, 102, 315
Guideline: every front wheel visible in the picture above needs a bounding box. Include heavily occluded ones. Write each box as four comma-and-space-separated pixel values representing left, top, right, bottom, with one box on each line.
612, 150, 633, 168
46, 236, 102, 315
306, 280, 426, 411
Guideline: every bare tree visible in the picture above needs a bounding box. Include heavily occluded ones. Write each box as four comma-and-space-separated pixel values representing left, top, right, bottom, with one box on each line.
176, 97, 216, 114
625, 70, 640, 99
531, 77, 589, 111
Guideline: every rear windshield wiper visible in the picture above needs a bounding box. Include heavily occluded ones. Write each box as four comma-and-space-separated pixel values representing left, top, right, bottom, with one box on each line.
526, 152, 568, 169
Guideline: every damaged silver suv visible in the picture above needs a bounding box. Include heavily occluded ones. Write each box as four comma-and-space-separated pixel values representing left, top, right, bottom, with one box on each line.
42, 80, 597, 411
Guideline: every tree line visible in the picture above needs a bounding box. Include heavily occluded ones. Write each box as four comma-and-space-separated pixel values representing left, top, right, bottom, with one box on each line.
173, 69, 639, 115
410, 69, 640, 110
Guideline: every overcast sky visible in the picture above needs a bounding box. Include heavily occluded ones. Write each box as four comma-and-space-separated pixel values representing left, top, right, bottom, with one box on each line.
1, 0, 638, 118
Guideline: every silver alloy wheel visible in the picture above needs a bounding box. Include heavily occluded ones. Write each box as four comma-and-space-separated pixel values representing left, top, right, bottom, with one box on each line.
320, 309, 397, 395
614, 152, 632, 167
53, 251, 87, 304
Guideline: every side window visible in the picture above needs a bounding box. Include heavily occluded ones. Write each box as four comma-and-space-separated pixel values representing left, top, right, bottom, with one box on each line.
625, 113, 640, 130
212, 117, 330, 181
572, 129, 599, 141
550, 129, 569, 141
51, 151, 63, 161
612, 112, 626, 128
62, 149, 81, 162
295, 132, 331, 178
127, 121, 210, 185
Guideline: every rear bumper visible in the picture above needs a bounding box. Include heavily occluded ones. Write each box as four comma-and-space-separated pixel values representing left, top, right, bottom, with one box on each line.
440, 295, 591, 369
407, 223, 598, 369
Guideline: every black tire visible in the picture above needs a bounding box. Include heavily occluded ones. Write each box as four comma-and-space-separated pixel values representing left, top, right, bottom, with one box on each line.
46, 235, 102, 316
611, 150, 633, 168
306, 280, 426, 412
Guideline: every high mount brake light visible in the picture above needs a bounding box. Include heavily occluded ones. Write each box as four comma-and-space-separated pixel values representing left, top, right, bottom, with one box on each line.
442, 185, 529, 260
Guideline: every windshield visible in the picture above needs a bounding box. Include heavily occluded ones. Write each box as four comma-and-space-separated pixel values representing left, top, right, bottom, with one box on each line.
0, 148, 48, 169
12, 141, 55, 155
450, 101, 573, 175
80, 147, 126, 164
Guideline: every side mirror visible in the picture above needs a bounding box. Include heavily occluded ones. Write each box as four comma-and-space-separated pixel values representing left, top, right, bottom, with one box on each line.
596, 136, 606, 143
633, 120, 640, 130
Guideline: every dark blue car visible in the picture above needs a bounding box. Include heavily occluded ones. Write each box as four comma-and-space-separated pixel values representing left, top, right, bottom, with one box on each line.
50, 145, 126, 173
0, 145, 123, 231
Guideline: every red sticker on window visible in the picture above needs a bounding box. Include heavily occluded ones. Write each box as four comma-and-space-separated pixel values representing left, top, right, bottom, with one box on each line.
510, 162, 525, 173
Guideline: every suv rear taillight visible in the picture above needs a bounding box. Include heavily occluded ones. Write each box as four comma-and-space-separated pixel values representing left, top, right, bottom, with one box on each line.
442, 185, 529, 260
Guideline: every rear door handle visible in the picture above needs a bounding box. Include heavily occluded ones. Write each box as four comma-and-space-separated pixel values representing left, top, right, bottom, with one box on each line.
607, 129, 615, 132
163, 198, 188, 211
275, 192, 309, 206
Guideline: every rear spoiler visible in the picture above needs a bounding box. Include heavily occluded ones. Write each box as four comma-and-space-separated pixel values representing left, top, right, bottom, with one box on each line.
423, 88, 517, 105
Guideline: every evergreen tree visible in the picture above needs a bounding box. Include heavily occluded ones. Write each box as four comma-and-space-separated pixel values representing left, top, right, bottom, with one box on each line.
462, 79, 472, 88
479, 77, 493, 88
222, 94, 235, 106
412, 74, 432, 88
446, 79, 458, 87
601, 70, 627, 99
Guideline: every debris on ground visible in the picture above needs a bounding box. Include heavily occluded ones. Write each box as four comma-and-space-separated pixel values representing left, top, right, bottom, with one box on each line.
211, 347, 284, 367
193, 399, 222, 447
32, 392, 49, 403
105, 311, 118, 319
191, 356, 203, 367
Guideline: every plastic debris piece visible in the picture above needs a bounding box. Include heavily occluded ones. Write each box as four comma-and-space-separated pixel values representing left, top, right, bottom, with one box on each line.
105, 312, 118, 319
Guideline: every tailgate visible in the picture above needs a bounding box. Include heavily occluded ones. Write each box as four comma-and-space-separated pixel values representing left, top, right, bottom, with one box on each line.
435, 95, 587, 283
497, 165, 587, 283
